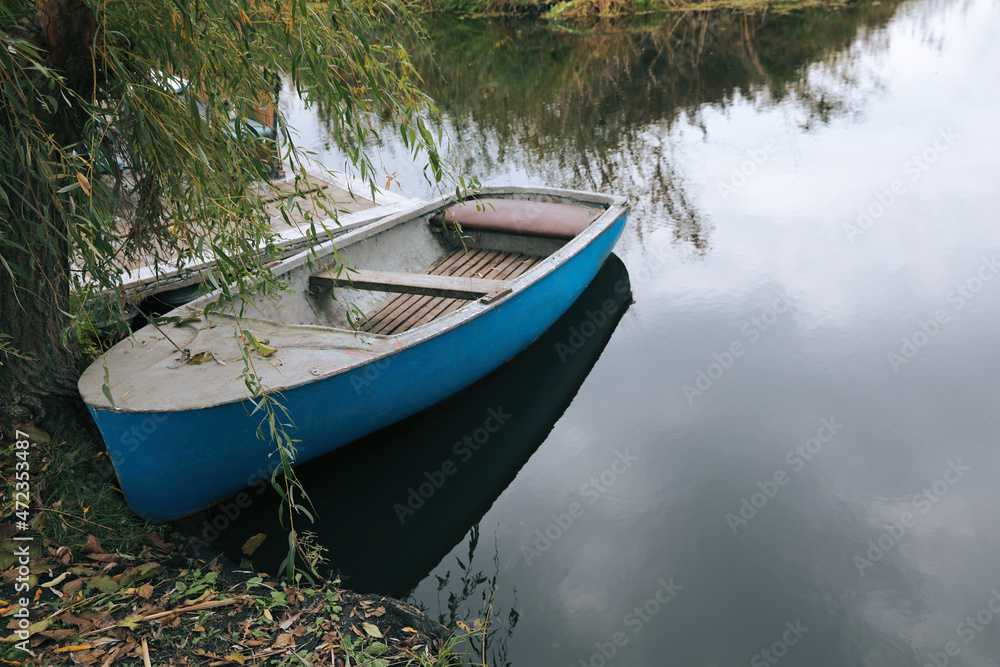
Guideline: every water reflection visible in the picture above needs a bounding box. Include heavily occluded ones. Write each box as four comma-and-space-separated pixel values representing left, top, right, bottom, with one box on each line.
199, 254, 631, 595
296, 1, 905, 258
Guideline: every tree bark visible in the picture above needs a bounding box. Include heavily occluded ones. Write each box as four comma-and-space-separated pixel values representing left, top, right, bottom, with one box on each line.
0, 0, 98, 441
0, 226, 91, 441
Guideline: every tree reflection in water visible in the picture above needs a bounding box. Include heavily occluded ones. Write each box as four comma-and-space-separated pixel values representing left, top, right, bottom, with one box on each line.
310, 1, 906, 258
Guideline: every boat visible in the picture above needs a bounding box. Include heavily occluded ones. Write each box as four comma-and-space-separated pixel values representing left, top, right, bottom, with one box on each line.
78, 185, 629, 521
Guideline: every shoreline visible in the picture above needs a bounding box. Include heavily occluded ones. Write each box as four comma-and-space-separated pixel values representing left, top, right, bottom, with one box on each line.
0, 428, 471, 665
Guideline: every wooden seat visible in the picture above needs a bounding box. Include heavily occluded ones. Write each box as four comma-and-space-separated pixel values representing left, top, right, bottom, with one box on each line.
310, 268, 507, 300
351, 248, 544, 335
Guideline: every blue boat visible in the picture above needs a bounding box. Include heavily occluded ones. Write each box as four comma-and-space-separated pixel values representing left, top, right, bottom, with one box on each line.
78, 186, 629, 521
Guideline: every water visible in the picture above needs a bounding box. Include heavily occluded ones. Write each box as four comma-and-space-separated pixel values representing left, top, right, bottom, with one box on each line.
213, 1, 1000, 664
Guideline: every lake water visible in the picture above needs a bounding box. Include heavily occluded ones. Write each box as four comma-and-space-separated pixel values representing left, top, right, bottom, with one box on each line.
212, 1, 1000, 664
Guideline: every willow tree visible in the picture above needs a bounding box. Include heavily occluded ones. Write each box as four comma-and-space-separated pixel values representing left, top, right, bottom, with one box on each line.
0, 0, 444, 438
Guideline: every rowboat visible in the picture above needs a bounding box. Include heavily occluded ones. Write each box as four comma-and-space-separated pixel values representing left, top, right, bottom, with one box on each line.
78, 186, 629, 521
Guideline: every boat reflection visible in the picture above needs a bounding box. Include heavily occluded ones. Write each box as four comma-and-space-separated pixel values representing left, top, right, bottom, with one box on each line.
198, 253, 632, 596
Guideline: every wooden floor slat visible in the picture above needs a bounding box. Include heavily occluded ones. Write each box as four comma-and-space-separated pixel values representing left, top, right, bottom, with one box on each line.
361, 248, 542, 335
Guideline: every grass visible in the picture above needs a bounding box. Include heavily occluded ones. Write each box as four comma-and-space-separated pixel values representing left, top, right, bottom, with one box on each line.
0, 429, 476, 665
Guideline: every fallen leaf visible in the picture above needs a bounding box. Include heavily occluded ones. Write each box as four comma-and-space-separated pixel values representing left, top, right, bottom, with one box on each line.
54, 643, 91, 653
362, 622, 383, 638
137, 584, 154, 599
272, 633, 293, 648
84, 552, 118, 563
225, 653, 246, 665
278, 612, 301, 630
41, 572, 70, 588
119, 615, 142, 630
183, 589, 212, 606
119, 562, 165, 587
62, 578, 85, 596
11, 424, 51, 445
241, 533, 266, 556
85, 575, 117, 593
143, 531, 175, 552
186, 351, 213, 365
83, 535, 104, 555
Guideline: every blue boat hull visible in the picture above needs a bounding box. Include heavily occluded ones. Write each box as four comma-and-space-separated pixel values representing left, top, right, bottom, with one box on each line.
88, 209, 627, 521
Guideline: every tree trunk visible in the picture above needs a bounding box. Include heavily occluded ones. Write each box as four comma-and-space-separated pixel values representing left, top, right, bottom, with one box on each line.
0, 0, 99, 442
0, 222, 91, 441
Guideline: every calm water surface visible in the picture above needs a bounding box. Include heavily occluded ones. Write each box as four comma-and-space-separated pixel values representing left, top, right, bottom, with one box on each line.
220, 1, 1000, 664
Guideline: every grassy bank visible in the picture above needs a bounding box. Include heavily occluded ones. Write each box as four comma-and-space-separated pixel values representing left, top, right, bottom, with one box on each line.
411, 0, 858, 20
0, 429, 480, 665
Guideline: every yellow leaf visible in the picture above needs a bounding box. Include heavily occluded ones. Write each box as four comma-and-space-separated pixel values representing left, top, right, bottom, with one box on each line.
184, 589, 211, 606
186, 351, 213, 365
54, 644, 90, 653
241, 533, 266, 556
263, 609, 273, 622
361, 622, 382, 638
225, 653, 246, 665
76, 172, 91, 196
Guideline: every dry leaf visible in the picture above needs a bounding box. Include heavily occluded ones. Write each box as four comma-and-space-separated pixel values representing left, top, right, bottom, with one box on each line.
143, 531, 175, 552
54, 644, 92, 653
241, 533, 266, 556
361, 622, 383, 638
41, 572, 70, 588
83, 535, 104, 555
186, 351, 213, 365
278, 612, 301, 631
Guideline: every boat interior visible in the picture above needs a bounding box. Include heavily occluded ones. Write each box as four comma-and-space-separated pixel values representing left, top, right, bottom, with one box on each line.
243, 196, 607, 334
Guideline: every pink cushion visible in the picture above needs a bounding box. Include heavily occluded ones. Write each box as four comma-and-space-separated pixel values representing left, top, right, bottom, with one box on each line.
431, 198, 602, 240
